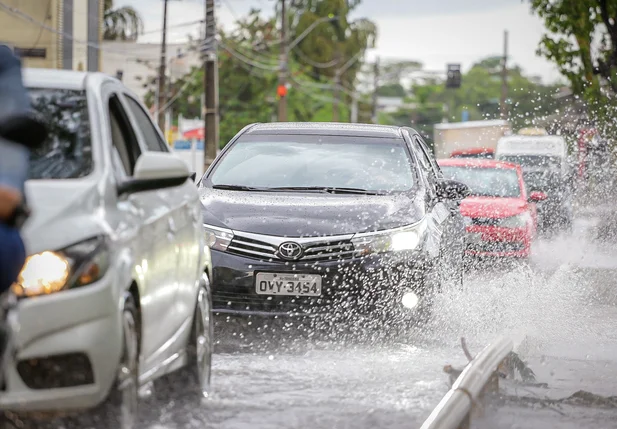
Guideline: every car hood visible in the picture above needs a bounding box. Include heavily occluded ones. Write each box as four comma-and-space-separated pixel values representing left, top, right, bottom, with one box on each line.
199, 189, 425, 236
460, 196, 526, 218
21, 180, 105, 254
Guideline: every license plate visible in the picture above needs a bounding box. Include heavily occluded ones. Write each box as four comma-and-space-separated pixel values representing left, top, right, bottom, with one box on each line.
255, 272, 322, 296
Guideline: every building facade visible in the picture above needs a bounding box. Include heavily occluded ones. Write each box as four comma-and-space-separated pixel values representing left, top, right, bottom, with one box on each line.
0, 0, 102, 71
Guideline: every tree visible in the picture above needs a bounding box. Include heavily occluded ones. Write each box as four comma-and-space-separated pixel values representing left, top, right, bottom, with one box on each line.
379, 57, 561, 138
288, 1, 377, 97
529, 0, 617, 115
141, 9, 354, 146
103, 0, 143, 41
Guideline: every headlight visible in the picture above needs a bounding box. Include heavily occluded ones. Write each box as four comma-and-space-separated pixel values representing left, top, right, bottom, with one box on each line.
498, 212, 531, 228
351, 218, 428, 256
12, 236, 110, 298
203, 224, 233, 251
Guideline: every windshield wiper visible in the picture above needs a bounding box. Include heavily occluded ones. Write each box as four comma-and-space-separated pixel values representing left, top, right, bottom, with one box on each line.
212, 184, 269, 191
268, 186, 383, 195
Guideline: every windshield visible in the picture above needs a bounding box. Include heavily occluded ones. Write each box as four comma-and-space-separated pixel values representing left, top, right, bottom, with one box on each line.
28, 88, 93, 179
498, 154, 561, 170
440, 166, 521, 198
523, 170, 562, 192
452, 152, 494, 159
208, 137, 415, 193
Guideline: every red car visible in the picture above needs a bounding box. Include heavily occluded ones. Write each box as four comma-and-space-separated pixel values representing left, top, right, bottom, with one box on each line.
450, 147, 495, 159
438, 158, 546, 258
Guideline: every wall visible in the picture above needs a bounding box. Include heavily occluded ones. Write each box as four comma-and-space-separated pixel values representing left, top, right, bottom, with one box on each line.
0, 0, 102, 70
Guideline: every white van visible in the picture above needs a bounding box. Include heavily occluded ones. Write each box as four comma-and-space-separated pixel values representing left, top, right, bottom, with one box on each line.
495, 135, 573, 231
495, 135, 568, 174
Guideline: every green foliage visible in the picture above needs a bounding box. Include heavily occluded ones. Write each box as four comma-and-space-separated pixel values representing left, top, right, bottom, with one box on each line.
381, 57, 561, 134
529, 0, 617, 131
141, 4, 370, 147
376, 83, 407, 97
103, 0, 143, 41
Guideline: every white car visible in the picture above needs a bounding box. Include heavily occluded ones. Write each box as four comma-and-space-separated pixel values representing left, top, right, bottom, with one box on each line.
0, 69, 213, 428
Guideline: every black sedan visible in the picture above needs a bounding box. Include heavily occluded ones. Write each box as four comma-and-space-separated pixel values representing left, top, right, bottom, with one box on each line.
198, 122, 469, 326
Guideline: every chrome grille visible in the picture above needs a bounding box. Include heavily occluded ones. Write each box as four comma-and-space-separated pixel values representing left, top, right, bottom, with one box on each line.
226, 234, 356, 262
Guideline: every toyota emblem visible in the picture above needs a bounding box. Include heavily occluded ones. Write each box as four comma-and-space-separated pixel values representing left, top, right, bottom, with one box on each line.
278, 242, 303, 260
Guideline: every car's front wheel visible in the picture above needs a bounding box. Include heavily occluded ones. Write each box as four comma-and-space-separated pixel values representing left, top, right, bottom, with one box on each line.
76, 294, 139, 429
187, 279, 214, 398
152, 276, 213, 404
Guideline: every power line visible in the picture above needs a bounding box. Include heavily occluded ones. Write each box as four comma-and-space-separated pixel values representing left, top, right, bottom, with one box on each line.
0, 1, 174, 63
219, 42, 279, 71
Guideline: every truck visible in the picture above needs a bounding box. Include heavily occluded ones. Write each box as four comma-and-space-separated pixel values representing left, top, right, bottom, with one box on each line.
433, 119, 512, 159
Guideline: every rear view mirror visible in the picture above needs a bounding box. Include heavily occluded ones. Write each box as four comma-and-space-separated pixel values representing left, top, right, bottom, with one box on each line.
529, 191, 547, 202
117, 152, 190, 196
436, 179, 470, 201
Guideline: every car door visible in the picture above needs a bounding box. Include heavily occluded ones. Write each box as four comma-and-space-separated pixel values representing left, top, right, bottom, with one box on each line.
104, 86, 177, 360
122, 94, 201, 334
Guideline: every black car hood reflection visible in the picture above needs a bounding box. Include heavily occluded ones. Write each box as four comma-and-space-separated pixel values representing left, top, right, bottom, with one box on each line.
199, 188, 425, 237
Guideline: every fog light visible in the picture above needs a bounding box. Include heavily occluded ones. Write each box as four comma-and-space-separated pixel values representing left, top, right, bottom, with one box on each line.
401, 291, 419, 309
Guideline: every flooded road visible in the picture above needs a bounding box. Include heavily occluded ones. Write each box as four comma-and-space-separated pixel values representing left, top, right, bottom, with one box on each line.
147, 212, 617, 429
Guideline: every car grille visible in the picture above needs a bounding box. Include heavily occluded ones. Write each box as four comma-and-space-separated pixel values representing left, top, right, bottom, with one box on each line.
227, 235, 356, 262
471, 217, 501, 227
467, 241, 525, 253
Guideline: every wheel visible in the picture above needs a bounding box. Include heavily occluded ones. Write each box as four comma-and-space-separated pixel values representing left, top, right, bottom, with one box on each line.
188, 280, 214, 398
76, 294, 139, 429
152, 276, 213, 404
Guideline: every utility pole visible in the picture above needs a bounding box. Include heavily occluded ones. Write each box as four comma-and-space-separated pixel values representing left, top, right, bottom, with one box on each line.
157, 0, 169, 132
371, 57, 380, 123
277, 0, 288, 122
333, 65, 341, 122
500, 30, 509, 119
203, 0, 219, 170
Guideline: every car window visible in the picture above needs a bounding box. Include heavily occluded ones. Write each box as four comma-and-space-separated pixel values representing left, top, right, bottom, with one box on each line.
27, 88, 93, 179
209, 136, 415, 193
124, 95, 169, 152
108, 94, 142, 176
415, 136, 443, 178
440, 166, 521, 198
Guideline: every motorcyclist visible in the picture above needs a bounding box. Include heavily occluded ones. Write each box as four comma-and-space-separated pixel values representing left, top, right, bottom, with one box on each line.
0, 44, 47, 384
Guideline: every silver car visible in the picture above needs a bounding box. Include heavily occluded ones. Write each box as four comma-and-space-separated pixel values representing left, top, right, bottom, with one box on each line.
0, 69, 213, 428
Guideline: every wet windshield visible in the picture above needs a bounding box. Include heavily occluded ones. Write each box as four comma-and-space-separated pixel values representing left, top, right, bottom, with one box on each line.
28, 88, 93, 179
499, 154, 561, 170
440, 166, 521, 198
209, 138, 415, 192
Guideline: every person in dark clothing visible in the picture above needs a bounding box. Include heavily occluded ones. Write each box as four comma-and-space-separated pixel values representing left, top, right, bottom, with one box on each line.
0, 45, 46, 293
0, 44, 47, 382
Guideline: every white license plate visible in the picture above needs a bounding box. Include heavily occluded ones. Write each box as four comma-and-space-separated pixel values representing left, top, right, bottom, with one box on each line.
255, 272, 322, 296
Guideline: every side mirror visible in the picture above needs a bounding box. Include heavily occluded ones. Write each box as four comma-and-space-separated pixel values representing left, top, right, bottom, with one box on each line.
529, 191, 547, 202
117, 152, 190, 196
436, 178, 471, 201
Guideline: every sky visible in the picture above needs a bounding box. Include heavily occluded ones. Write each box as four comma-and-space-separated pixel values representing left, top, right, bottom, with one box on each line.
116, 0, 563, 84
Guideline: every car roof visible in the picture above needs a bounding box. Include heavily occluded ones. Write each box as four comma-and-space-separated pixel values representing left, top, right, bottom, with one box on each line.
244, 122, 407, 139
450, 147, 495, 155
438, 158, 519, 170
23, 68, 115, 91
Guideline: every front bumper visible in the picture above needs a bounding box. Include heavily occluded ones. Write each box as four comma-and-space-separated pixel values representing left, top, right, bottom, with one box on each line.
465, 225, 531, 258
210, 248, 432, 318
0, 274, 122, 412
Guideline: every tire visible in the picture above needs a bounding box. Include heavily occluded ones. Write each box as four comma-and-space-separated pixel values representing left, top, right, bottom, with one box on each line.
76, 294, 139, 429
153, 277, 213, 403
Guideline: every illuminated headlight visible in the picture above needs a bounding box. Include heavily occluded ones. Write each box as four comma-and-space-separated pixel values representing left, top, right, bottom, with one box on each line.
498, 212, 531, 228
12, 236, 110, 298
203, 224, 233, 251
351, 218, 428, 256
